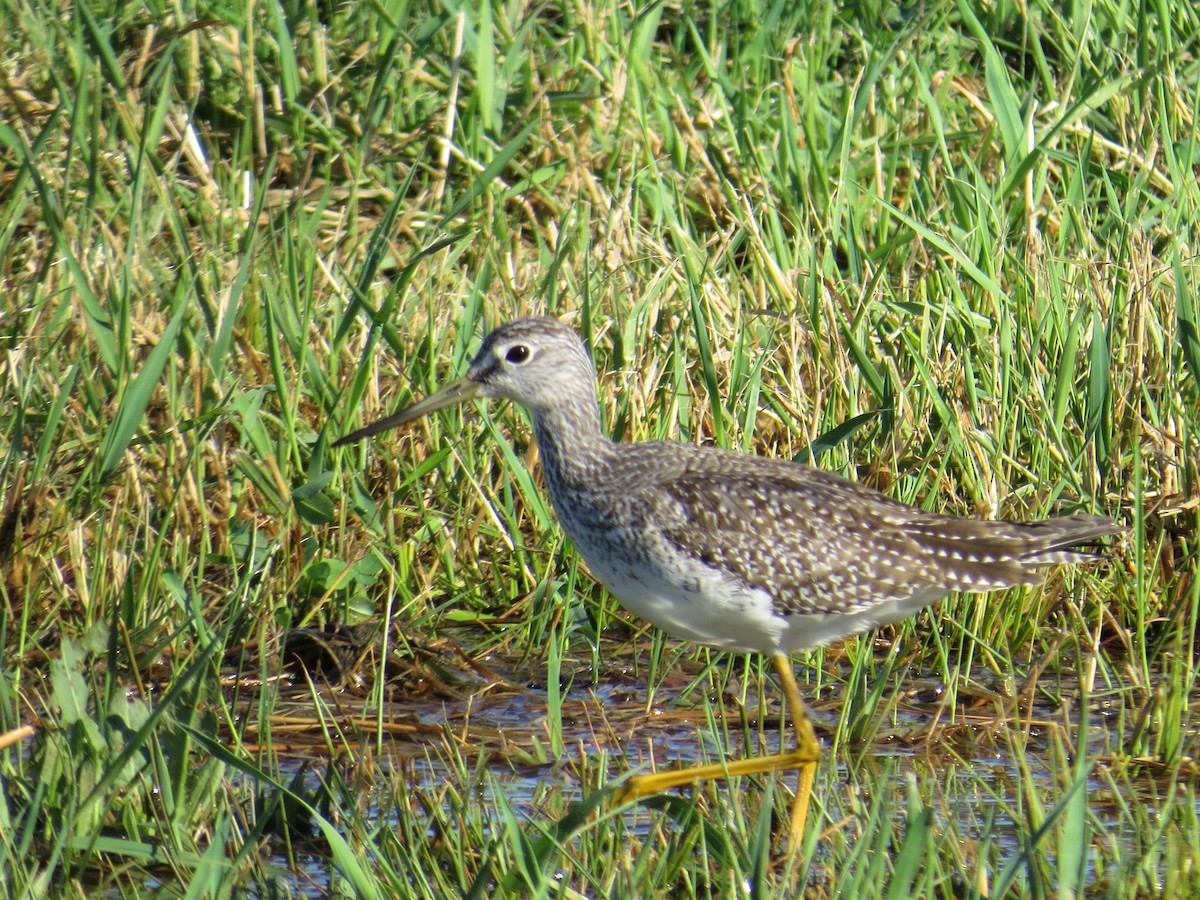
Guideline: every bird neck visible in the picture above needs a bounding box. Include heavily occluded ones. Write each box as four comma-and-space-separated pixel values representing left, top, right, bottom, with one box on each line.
529, 395, 615, 489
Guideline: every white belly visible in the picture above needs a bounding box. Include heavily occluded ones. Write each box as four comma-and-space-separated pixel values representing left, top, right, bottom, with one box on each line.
581, 549, 790, 655
579, 549, 944, 657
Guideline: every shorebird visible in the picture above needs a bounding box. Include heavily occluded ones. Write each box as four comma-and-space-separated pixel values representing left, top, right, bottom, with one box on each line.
335, 316, 1121, 843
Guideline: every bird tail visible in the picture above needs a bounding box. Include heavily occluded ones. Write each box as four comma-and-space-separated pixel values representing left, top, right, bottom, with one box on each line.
1018, 513, 1124, 567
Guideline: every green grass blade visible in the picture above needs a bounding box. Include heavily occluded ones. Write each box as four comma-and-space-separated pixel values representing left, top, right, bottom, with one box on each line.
438, 119, 538, 226
1175, 250, 1200, 389
96, 284, 190, 479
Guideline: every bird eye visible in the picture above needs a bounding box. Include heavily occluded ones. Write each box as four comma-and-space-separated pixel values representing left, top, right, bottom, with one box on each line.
504, 344, 531, 364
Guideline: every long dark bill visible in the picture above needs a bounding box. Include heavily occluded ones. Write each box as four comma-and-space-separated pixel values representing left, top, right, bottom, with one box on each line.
333, 377, 480, 447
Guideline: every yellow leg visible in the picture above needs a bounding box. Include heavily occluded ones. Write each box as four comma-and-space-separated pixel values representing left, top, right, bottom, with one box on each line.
772, 652, 818, 845
615, 652, 820, 845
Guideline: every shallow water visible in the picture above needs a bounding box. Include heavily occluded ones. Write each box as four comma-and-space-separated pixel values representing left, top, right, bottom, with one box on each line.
235, 652, 1196, 896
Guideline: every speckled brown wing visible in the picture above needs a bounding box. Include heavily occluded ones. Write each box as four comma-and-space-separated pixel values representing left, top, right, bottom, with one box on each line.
642, 454, 1118, 619
643, 459, 944, 618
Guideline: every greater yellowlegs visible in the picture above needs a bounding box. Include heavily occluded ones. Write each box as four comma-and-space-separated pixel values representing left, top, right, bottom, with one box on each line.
335, 316, 1121, 842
